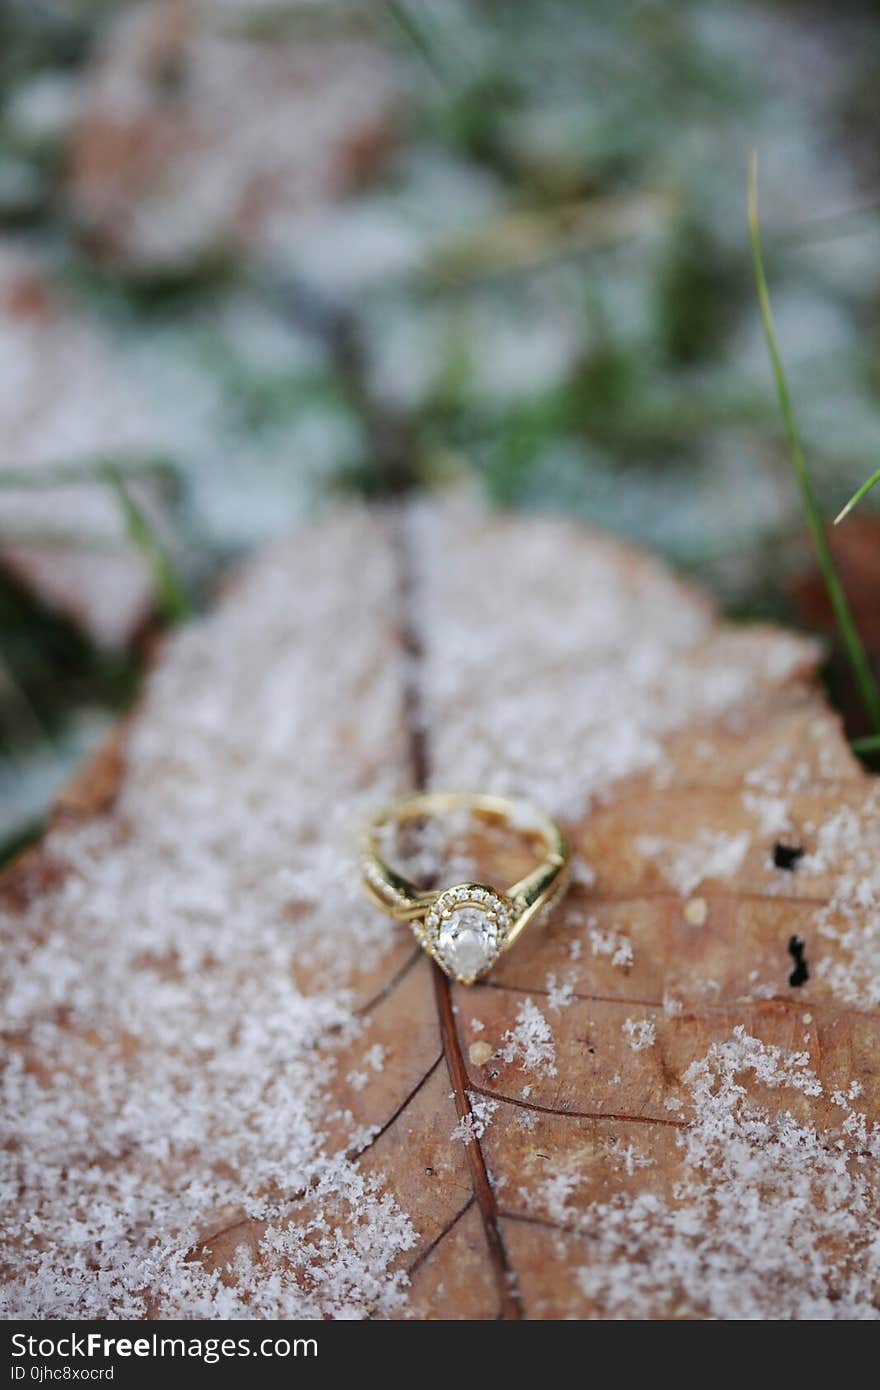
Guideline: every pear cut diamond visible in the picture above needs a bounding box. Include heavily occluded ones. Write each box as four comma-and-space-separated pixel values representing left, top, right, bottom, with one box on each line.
421, 883, 513, 983
436, 906, 499, 982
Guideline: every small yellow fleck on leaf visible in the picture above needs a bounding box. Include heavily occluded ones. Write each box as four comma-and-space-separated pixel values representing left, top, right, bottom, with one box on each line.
684, 897, 708, 926
468, 1040, 494, 1066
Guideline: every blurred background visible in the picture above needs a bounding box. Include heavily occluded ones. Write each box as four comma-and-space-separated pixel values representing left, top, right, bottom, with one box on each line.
2, 0, 880, 861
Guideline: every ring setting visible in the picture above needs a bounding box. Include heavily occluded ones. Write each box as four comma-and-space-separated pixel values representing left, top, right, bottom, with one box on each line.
360, 792, 569, 985
424, 884, 513, 983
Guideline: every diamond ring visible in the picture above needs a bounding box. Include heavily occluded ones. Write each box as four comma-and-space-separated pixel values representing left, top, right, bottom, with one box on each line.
360, 792, 570, 985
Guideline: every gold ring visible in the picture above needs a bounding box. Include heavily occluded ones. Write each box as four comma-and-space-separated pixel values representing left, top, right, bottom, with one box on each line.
360, 791, 570, 984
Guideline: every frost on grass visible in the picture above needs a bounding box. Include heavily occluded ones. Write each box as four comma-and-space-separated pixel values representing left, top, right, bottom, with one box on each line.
0, 512, 416, 1319
622, 1018, 656, 1052
534, 1029, 880, 1319
500, 998, 557, 1076
636, 829, 751, 897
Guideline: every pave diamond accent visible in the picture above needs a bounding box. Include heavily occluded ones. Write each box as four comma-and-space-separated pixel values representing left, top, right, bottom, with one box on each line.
421, 884, 514, 984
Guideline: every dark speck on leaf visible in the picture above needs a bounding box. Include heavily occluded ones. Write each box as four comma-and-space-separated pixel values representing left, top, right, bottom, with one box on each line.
774, 842, 804, 871
788, 935, 809, 988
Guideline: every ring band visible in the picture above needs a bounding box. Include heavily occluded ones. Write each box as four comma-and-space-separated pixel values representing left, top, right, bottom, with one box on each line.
360, 792, 570, 984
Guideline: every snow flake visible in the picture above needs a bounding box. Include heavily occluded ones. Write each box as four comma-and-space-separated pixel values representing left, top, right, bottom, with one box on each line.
636, 829, 750, 896
526, 1028, 880, 1319
450, 1092, 498, 1145
622, 1017, 657, 1052
588, 924, 633, 969
545, 971, 576, 1010
500, 998, 557, 1076
0, 511, 415, 1319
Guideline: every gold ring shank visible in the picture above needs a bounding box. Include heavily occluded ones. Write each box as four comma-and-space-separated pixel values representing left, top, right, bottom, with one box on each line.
360, 791, 569, 983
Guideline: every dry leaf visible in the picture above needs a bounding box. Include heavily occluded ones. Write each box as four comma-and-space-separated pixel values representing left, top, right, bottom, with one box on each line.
0, 246, 157, 646
792, 515, 880, 649
790, 515, 880, 740
68, 0, 397, 269
2, 503, 879, 1320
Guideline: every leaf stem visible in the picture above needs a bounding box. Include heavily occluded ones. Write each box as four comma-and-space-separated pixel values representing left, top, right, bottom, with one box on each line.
748, 152, 880, 733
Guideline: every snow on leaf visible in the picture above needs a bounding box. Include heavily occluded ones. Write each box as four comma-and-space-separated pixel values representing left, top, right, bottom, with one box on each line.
500, 998, 557, 1076
2, 502, 876, 1320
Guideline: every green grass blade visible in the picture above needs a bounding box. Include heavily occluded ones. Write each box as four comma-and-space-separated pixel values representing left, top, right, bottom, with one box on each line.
835, 468, 880, 525
852, 734, 880, 755
101, 463, 190, 624
748, 152, 880, 733
382, 1, 449, 83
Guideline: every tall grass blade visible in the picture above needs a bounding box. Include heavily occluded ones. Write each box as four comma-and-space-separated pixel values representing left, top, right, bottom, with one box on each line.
748, 152, 880, 733
835, 468, 880, 525
101, 463, 190, 624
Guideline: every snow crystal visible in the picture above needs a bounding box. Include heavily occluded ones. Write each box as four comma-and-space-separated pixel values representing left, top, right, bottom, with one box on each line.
450, 1092, 498, 1145
0, 510, 416, 1318
3, 497, 868, 1321
794, 788, 880, 1008
588, 922, 633, 969
500, 998, 558, 1076
742, 790, 792, 838
545, 971, 576, 1010
410, 504, 816, 822
622, 1018, 657, 1052
363, 1044, 385, 1073
637, 829, 750, 896
606, 1140, 654, 1176
571, 858, 597, 887
532, 1028, 880, 1319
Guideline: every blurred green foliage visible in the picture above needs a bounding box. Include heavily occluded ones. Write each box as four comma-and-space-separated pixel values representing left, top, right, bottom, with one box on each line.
2, 0, 880, 855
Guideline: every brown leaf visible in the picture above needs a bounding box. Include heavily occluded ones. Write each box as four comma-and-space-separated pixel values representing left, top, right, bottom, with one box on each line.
792, 514, 880, 649
789, 514, 880, 739
68, 0, 397, 269
0, 247, 157, 646
2, 504, 879, 1320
